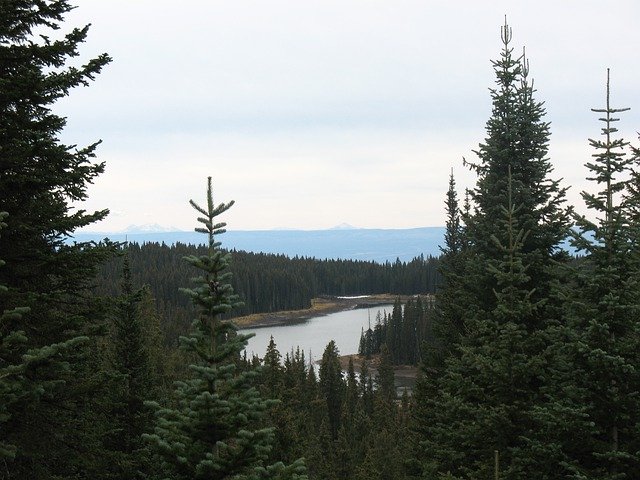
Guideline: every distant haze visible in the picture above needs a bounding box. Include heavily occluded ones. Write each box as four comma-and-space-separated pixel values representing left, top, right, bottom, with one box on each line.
71, 227, 446, 263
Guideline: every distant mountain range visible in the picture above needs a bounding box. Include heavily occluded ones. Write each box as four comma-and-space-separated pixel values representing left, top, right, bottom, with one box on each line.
71, 227, 446, 263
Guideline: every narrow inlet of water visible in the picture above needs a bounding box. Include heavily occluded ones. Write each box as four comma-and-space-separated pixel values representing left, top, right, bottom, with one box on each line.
241, 305, 393, 363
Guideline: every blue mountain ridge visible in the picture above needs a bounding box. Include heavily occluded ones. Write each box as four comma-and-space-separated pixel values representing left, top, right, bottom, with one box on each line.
70, 227, 447, 263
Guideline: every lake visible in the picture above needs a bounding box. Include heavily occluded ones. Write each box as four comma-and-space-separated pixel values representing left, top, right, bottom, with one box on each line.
241, 304, 393, 363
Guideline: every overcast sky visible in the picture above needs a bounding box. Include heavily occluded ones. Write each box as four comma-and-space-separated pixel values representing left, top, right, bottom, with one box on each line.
58, 1, 640, 232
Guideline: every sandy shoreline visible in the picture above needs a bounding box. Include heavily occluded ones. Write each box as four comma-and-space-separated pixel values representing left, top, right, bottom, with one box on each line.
233, 293, 404, 329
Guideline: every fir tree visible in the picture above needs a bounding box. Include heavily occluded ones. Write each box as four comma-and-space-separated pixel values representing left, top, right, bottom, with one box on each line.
375, 344, 396, 404
463, 20, 570, 319
318, 340, 345, 440
431, 170, 469, 361
355, 427, 404, 480
104, 251, 155, 478
0, 212, 94, 470
263, 336, 284, 397
558, 70, 640, 478
144, 178, 306, 480
417, 170, 558, 478
344, 356, 359, 424
137, 285, 178, 397
386, 298, 403, 364
359, 358, 374, 416
413, 22, 571, 478
0, 212, 32, 460
0, 2, 115, 476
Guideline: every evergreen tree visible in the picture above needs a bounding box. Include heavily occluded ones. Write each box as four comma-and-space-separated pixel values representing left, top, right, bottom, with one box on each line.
0, 213, 34, 460
443, 170, 463, 257
358, 327, 366, 356
373, 311, 384, 355
104, 251, 155, 478
0, 2, 115, 476
355, 427, 404, 480
144, 178, 306, 480
557, 70, 640, 478
431, 170, 469, 363
359, 358, 374, 417
263, 336, 284, 397
344, 356, 359, 424
387, 298, 403, 364
463, 21, 570, 319
137, 285, 180, 397
417, 171, 554, 478
318, 340, 345, 440
375, 344, 396, 404
0, 214, 84, 470
400, 299, 418, 364
413, 22, 571, 478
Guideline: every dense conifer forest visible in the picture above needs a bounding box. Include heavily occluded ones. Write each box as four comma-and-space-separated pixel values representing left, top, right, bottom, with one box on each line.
358, 297, 434, 366
2, 2, 640, 480
94, 242, 439, 344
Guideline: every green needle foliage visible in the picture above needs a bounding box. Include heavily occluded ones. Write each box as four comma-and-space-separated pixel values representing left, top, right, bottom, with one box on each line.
0, 212, 31, 460
144, 177, 307, 480
412, 21, 572, 479
319, 340, 345, 440
0, 2, 115, 476
429, 170, 469, 366
463, 20, 570, 320
0, 211, 91, 468
558, 70, 640, 478
103, 251, 156, 478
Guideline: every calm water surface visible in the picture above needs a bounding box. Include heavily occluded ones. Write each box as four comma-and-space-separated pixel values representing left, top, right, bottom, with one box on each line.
241, 305, 393, 363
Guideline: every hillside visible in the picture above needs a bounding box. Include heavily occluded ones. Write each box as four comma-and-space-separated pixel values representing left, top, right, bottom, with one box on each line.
72, 226, 446, 263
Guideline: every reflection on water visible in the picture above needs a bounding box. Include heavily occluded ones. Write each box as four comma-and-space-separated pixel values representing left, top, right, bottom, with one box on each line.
241, 305, 393, 363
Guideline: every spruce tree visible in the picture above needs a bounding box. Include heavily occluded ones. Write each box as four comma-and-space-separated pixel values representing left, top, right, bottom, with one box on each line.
412, 22, 571, 478
463, 20, 570, 319
104, 251, 155, 478
557, 70, 640, 478
0, 2, 114, 476
263, 336, 284, 397
144, 178, 306, 480
0, 213, 32, 460
0, 221, 23, 460
375, 344, 396, 404
430, 170, 469, 363
318, 340, 345, 440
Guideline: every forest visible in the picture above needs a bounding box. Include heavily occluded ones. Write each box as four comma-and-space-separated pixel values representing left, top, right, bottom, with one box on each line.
95, 243, 439, 344
2, 2, 640, 480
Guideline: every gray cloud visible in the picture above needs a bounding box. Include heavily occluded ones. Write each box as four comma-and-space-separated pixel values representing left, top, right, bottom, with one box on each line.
57, 0, 640, 231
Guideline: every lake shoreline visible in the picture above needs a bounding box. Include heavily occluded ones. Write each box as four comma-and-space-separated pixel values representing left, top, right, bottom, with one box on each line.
234, 293, 408, 329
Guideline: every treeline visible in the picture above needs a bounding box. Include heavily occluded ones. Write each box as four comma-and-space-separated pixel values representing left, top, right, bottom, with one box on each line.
358, 297, 434, 365
250, 337, 413, 480
95, 242, 439, 343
